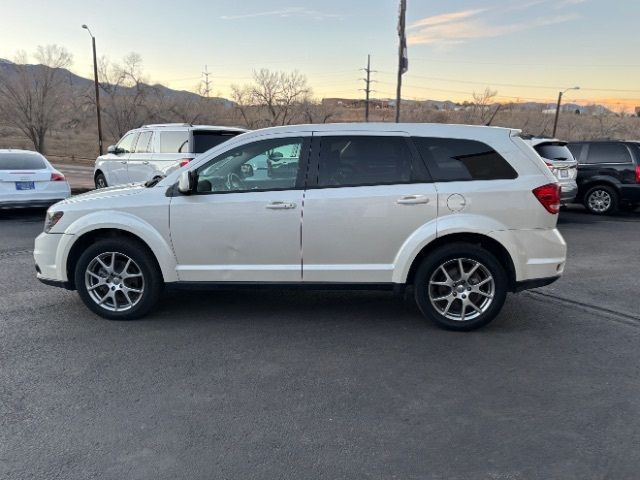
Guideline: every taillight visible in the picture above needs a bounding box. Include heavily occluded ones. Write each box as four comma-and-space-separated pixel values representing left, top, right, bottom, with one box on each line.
179, 158, 192, 168
635, 165, 640, 183
50, 172, 65, 182
532, 183, 561, 214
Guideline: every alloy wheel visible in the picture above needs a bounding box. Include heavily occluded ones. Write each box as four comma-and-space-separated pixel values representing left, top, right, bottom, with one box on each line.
428, 258, 495, 322
84, 252, 145, 312
588, 189, 611, 213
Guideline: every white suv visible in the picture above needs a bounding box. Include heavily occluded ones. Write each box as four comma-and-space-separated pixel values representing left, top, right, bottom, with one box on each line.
94, 123, 247, 188
35, 123, 566, 330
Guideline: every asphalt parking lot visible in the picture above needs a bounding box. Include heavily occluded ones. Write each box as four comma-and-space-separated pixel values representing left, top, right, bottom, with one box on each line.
1, 207, 639, 480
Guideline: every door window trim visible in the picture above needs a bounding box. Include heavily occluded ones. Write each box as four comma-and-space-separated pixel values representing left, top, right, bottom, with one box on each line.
189, 136, 312, 196
305, 134, 432, 189
578, 142, 635, 166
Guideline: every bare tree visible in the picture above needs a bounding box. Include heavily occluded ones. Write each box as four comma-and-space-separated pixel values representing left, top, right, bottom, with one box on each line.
469, 87, 498, 124
0, 45, 73, 153
231, 69, 312, 127
97, 53, 150, 138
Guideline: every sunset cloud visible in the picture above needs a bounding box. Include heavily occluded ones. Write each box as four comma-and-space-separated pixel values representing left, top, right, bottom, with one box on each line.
408, 1, 583, 47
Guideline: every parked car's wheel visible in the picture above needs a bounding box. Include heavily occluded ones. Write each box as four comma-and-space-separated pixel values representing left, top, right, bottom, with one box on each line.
414, 243, 508, 331
94, 172, 107, 189
584, 185, 618, 215
74, 238, 163, 320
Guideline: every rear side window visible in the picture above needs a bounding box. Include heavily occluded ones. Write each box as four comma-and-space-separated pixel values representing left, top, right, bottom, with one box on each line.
193, 131, 242, 154
317, 136, 414, 187
535, 143, 575, 161
134, 131, 153, 153
412, 137, 517, 181
159, 131, 189, 153
567, 143, 584, 162
0, 154, 46, 170
585, 143, 632, 164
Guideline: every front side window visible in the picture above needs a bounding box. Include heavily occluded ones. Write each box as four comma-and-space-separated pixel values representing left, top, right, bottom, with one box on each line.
195, 137, 305, 193
116, 132, 137, 154
160, 131, 189, 153
135, 131, 153, 153
412, 137, 517, 181
586, 143, 631, 164
316, 136, 414, 187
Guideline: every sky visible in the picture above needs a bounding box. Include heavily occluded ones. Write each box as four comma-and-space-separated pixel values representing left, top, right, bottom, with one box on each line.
2, 0, 640, 109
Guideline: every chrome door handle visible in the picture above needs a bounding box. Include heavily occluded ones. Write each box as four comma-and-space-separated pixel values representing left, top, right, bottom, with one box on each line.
397, 195, 430, 205
266, 201, 296, 210
120, 161, 127, 164
142, 161, 150, 165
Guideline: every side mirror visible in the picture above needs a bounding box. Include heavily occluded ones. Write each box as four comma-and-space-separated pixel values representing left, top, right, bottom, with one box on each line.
268, 151, 284, 161
107, 145, 117, 154
240, 164, 254, 177
178, 170, 196, 194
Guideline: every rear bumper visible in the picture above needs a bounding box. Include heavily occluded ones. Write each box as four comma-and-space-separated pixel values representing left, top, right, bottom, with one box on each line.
559, 181, 578, 203
514, 275, 560, 292
0, 198, 67, 208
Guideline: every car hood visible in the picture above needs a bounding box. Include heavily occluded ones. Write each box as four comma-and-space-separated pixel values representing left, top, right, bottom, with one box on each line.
58, 183, 146, 205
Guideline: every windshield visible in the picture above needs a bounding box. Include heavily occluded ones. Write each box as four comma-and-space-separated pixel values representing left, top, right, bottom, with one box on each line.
0, 153, 46, 170
535, 143, 575, 162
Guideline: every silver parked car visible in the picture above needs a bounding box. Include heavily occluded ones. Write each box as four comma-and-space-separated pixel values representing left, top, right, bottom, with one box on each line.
525, 137, 578, 204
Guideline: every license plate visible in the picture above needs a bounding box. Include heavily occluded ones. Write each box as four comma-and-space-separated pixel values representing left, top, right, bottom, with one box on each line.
559, 170, 569, 179
15, 181, 35, 190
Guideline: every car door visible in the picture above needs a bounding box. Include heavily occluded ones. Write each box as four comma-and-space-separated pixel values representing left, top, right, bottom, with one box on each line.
108, 132, 137, 185
127, 131, 154, 183
302, 132, 437, 283
169, 134, 311, 282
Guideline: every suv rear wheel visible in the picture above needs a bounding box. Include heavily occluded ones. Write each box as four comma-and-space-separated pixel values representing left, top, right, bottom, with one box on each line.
74, 238, 163, 320
584, 185, 618, 215
414, 243, 508, 331
94, 172, 107, 189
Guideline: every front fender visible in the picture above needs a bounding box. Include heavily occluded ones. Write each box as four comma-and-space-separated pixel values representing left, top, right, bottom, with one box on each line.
56, 210, 178, 282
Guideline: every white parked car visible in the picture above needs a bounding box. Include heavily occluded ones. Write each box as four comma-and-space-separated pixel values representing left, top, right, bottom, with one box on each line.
0, 149, 71, 208
94, 123, 247, 188
523, 137, 578, 204
35, 123, 566, 331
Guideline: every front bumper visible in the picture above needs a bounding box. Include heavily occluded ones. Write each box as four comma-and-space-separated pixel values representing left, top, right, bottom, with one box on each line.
34, 232, 72, 285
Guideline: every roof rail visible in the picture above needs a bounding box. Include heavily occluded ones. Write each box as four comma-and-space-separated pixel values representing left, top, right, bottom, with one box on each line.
141, 123, 193, 128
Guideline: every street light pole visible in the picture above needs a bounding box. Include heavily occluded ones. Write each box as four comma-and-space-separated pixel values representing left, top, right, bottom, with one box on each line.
82, 25, 104, 156
552, 86, 580, 138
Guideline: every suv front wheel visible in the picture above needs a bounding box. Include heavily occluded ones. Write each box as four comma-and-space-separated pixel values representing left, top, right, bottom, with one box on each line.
414, 243, 508, 331
74, 238, 163, 320
584, 185, 618, 215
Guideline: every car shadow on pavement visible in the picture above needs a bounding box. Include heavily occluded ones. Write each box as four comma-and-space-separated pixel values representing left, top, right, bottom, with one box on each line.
0, 207, 47, 222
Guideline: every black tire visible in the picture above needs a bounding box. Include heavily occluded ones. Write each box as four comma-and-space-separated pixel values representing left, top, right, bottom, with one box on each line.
94, 172, 107, 189
74, 238, 163, 320
584, 185, 618, 215
414, 243, 508, 331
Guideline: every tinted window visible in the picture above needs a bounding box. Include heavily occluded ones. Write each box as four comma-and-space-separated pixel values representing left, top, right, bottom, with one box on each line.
317, 136, 413, 187
412, 137, 517, 181
134, 131, 153, 153
196, 137, 305, 193
0, 153, 46, 170
116, 133, 137, 154
567, 143, 584, 162
160, 131, 189, 153
535, 143, 575, 161
193, 131, 242, 154
586, 143, 632, 164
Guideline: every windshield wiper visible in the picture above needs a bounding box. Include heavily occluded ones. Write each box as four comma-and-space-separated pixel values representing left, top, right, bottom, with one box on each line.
145, 175, 165, 188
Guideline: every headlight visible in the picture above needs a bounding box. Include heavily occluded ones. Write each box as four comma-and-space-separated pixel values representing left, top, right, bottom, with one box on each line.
44, 210, 64, 233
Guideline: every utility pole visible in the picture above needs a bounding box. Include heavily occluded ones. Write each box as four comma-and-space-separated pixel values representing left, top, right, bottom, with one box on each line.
82, 24, 104, 156
360, 54, 375, 122
395, 0, 408, 123
202, 65, 212, 98
552, 86, 580, 137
